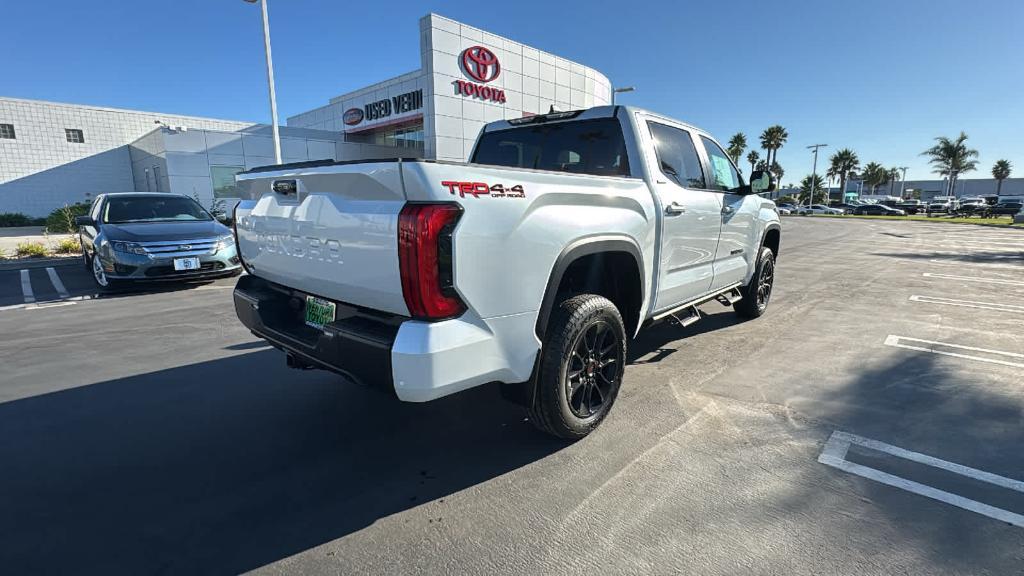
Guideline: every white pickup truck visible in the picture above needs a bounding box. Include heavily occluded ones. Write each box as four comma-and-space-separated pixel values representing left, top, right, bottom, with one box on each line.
231, 106, 781, 439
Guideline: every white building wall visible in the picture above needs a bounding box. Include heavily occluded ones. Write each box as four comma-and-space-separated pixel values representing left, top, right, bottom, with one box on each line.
420, 13, 611, 162
288, 13, 613, 163
0, 97, 255, 216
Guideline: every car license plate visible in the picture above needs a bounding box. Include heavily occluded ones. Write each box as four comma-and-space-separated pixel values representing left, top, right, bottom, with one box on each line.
304, 295, 336, 329
173, 257, 200, 271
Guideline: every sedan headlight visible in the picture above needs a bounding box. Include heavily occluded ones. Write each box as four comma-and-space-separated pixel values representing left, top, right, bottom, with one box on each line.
214, 234, 236, 252
111, 241, 147, 255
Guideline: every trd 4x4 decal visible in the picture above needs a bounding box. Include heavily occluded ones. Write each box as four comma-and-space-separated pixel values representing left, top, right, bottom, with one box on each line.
441, 181, 525, 199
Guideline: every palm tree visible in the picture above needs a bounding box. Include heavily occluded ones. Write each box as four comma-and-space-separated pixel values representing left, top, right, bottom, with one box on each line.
799, 174, 827, 204
747, 150, 760, 174
727, 133, 747, 166
861, 162, 887, 194
992, 159, 1012, 196
921, 132, 979, 196
759, 125, 789, 169
826, 149, 860, 202
770, 162, 784, 189
887, 167, 901, 195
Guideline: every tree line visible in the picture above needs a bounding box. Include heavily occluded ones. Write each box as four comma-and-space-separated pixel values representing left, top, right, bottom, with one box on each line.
725, 129, 1014, 203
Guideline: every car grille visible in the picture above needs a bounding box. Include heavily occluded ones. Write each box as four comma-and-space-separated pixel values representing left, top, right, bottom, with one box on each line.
137, 237, 221, 258
144, 261, 226, 277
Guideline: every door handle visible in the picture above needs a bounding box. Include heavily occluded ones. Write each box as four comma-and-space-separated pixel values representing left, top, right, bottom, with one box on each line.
721, 205, 735, 215
665, 202, 687, 215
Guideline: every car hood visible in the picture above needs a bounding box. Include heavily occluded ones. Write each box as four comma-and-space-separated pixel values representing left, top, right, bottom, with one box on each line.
101, 220, 230, 241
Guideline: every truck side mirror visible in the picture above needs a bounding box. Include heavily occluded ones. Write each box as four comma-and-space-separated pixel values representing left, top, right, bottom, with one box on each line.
750, 170, 776, 194
74, 215, 95, 227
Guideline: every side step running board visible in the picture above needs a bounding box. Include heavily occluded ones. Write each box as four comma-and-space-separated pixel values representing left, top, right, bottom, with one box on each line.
715, 287, 743, 306
647, 283, 744, 327
669, 306, 700, 327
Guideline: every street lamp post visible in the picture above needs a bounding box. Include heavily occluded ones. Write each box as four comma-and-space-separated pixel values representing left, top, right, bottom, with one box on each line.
898, 166, 908, 199
245, 0, 282, 165
611, 86, 635, 105
807, 144, 827, 208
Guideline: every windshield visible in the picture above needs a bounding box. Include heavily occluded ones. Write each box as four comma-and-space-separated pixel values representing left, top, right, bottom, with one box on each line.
102, 196, 212, 224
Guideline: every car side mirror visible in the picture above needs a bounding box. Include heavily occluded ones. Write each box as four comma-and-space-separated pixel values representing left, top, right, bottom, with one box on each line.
74, 215, 95, 227
749, 170, 776, 194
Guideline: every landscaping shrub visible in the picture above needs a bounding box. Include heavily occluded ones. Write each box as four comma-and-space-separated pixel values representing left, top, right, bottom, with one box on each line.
54, 238, 81, 254
45, 202, 91, 234
15, 242, 48, 258
0, 213, 45, 227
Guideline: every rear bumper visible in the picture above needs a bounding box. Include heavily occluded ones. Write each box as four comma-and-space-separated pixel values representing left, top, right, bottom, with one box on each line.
233, 274, 401, 390
233, 275, 540, 402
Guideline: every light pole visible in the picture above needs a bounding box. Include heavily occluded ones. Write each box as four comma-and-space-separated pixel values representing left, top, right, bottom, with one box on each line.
898, 166, 908, 199
611, 86, 635, 105
245, 0, 282, 165
807, 143, 827, 208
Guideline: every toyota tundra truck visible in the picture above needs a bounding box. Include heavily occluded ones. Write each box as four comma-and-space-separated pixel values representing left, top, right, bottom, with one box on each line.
231, 106, 781, 439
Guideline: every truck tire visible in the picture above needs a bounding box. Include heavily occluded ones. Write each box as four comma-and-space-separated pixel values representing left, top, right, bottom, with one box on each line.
529, 294, 626, 440
734, 247, 775, 319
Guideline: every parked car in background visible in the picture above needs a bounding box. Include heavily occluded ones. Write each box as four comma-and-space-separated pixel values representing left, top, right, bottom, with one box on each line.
896, 199, 924, 214
774, 199, 798, 213
832, 203, 860, 214
76, 193, 242, 289
927, 197, 958, 216
798, 204, 844, 215
956, 197, 989, 216
853, 204, 906, 216
984, 201, 1023, 218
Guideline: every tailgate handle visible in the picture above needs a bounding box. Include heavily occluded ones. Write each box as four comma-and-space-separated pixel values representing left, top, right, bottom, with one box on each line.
272, 179, 298, 196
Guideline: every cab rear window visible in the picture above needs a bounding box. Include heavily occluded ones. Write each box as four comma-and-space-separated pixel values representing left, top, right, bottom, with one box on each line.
472, 118, 631, 177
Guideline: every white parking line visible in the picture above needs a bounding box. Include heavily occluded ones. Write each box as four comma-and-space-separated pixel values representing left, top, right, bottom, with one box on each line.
19, 270, 35, 304
819, 431, 1024, 528
923, 272, 1024, 286
909, 295, 1024, 314
884, 335, 1024, 368
45, 267, 70, 298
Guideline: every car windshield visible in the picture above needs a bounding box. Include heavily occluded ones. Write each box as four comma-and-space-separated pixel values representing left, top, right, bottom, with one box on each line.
103, 196, 212, 224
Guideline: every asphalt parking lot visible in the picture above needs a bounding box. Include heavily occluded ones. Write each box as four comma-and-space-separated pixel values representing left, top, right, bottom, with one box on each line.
1, 218, 1022, 575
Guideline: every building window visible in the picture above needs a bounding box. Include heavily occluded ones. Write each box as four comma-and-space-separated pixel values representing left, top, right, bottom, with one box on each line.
0, 124, 15, 139
211, 165, 244, 198
65, 129, 85, 144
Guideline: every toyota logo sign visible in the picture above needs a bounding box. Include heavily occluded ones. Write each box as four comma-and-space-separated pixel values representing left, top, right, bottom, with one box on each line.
462, 46, 500, 83
343, 108, 364, 126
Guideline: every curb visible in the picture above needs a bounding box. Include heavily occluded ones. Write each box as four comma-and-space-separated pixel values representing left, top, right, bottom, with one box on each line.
0, 257, 81, 271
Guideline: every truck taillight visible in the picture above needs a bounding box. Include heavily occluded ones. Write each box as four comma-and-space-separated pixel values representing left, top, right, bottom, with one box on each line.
398, 203, 465, 320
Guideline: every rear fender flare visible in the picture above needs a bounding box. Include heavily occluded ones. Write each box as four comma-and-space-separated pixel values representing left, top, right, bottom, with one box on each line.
535, 235, 645, 340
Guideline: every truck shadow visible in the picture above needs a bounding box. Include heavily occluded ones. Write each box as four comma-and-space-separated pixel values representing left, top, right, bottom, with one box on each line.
0, 350, 562, 574
628, 308, 744, 365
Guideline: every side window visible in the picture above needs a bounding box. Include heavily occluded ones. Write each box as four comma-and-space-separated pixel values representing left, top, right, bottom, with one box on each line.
700, 136, 742, 192
90, 198, 104, 221
647, 122, 705, 189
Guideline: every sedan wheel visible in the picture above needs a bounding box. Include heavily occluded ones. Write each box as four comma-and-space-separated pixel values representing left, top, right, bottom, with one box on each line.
92, 253, 109, 287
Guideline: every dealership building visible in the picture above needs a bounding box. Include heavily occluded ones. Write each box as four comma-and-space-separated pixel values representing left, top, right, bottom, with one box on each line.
0, 13, 612, 217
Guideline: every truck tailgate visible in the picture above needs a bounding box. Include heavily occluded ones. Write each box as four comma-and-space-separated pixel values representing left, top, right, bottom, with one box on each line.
234, 162, 409, 316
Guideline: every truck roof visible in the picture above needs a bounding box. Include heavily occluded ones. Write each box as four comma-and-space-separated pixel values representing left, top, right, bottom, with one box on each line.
480, 105, 710, 137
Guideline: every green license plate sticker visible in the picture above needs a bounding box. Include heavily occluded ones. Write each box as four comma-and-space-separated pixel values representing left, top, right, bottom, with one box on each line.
304, 296, 336, 329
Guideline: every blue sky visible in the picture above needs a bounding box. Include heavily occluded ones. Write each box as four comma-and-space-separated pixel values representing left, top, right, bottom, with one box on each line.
6, 0, 1022, 184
